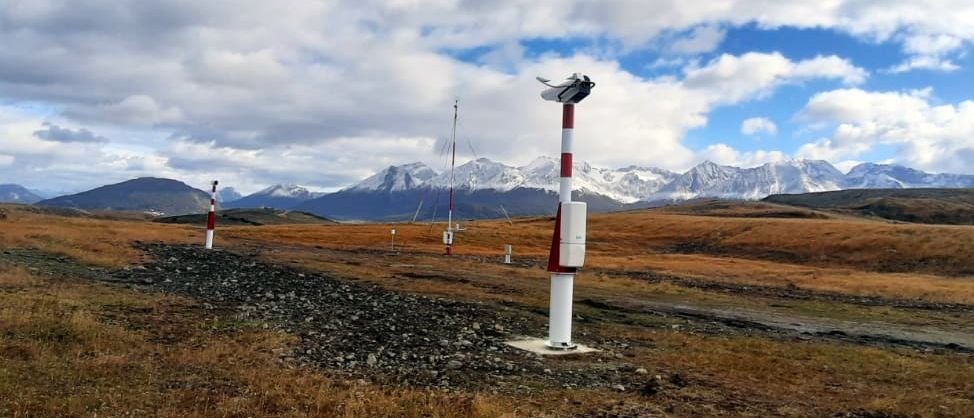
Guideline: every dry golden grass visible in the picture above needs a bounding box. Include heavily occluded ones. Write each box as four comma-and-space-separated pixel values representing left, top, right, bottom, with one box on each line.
622, 327, 974, 417
223, 210, 974, 304
4, 201, 973, 304
0, 206, 196, 267
594, 253, 974, 304
0, 266, 523, 418
225, 210, 974, 274
3, 206, 974, 416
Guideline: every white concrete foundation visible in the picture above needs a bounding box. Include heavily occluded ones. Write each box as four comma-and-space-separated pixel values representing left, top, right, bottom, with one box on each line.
505, 338, 598, 355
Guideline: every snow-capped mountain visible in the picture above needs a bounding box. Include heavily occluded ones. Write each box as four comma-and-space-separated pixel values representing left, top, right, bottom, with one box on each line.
349, 156, 679, 203
658, 160, 844, 200
430, 158, 525, 191
258, 184, 315, 199
843, 163, 974, 189
225, 184, 317, 209
216, 187, 242, 203
520, 156, 679, 203
348, 162, 437, 192
294, 157, 974, 220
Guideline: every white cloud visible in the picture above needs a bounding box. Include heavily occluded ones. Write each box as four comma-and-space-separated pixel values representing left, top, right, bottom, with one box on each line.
796, 88, 974, 173
698, 144, 788, 168
0, 0, 972, 190
741, 117, 778, 136
888, 33, 966, 73
683, 53, 867, 104
668, 25, 726, 55
887, 56, 960, 73
0, 155, 13, 166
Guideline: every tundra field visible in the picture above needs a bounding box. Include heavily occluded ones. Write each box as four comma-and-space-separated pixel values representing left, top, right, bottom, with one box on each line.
1, 203, 973, 417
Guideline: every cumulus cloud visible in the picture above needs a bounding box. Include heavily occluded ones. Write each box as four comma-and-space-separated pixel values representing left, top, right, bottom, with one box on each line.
683, 53, 866, 104
740, 117, 778, 136
888, 34, 965, 73
33, 122, 108, 143
0, 107, 169, 191
887, 56, 960, 73
698, 144, 787, 168
0, 0, 972, 190
796, 88, 974, 173
668, 25, 727, 55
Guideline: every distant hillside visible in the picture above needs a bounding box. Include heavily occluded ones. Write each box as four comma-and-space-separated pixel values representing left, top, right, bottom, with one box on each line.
295, 187, 628, 221
764, 188, 974, 225
156, 208, 336, 226
225, 184, 316, 210
656, 199, 832, 219
0, 184, 43, 204
38, 177, 212, 216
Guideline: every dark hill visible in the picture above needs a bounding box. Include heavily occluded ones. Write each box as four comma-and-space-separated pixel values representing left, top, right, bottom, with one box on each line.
38, 177, 212, 216
156, 208, 336, 226
294, 187, 627, 221
763, 188, 974, 225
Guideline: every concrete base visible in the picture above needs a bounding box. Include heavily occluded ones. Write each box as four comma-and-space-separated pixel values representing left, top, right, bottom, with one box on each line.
504, 338, 599, 356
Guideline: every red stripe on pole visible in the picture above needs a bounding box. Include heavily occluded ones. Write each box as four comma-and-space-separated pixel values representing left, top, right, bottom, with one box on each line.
546, 205, 576, 273
560, 153, 572, 177
562, 104, 574, 129
206, 211, 216, 230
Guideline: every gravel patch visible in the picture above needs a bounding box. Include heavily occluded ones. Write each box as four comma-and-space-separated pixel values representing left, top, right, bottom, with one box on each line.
111, 243, 652, 393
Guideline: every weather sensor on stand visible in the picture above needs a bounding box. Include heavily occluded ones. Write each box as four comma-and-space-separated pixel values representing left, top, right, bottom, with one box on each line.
506, 73, 597, 355
204, 180, 218, 250
539, 73, 594, 350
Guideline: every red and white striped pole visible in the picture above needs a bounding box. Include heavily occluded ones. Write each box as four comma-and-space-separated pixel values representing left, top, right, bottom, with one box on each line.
546, 103, 577, 349
204, 180, 218, 249
537, 73, 593, 351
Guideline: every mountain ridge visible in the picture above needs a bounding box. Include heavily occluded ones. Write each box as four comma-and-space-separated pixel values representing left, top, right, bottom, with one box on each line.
290, 157, 973, 220
224, 184, 319, 210
37, 177, 212, 216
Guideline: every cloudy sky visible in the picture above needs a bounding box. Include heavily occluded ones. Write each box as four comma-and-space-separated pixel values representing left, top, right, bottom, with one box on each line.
2, 1, 974, 194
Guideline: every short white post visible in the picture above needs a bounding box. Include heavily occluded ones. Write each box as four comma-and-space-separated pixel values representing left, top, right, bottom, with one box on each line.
504, 244, 512, 264
390, 228, 396, 252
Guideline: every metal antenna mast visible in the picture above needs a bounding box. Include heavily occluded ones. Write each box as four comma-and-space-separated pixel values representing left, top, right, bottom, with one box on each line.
444, 99, 458, 255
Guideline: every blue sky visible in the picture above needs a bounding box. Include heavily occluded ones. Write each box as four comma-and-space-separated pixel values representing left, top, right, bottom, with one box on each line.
1, 1, 973, 193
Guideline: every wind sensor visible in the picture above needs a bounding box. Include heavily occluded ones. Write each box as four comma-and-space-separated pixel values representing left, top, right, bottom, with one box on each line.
537, 73, 595, 104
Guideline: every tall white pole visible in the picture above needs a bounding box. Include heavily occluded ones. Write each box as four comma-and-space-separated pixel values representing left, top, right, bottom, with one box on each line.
547, 103, 576, 349
445, 99, 458, 256
204, 180, 217, 250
